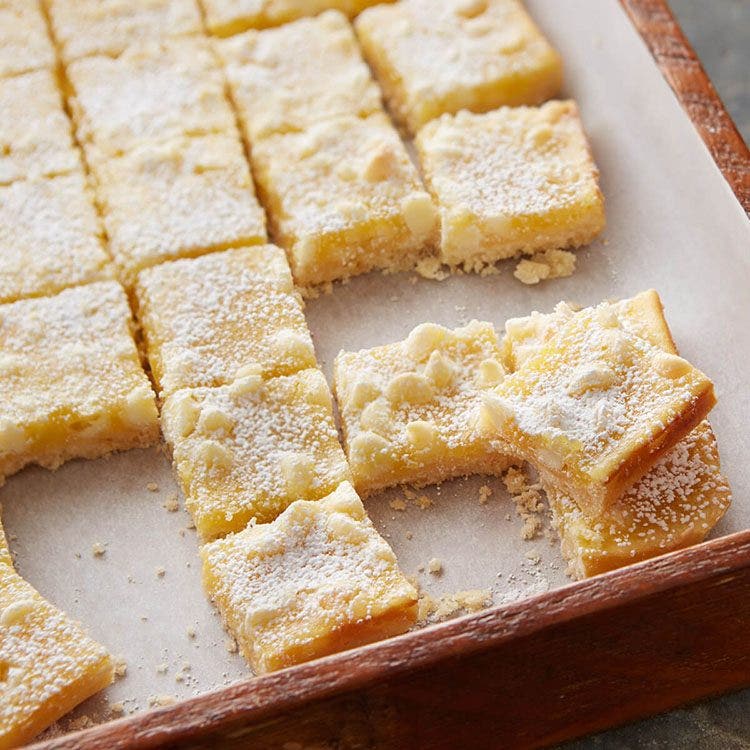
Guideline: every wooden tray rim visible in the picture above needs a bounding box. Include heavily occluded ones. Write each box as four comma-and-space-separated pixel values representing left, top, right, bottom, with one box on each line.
30, 0, 750, 747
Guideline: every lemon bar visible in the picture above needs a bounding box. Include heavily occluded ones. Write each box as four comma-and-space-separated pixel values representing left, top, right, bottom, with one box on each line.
91, 134, 267, 286
355, 0, 562, 135
0, 516, 113, 748
67, 37, 236, 157
416, 102, 605, 268
0, 174, 113, 305
48, 0, 203, 63
0, 0, 55, 80
202, 0, 391, 36
482, 299, 716, 518
162, 369, 351, 541
0, 69, 80, 186
334, 320, 513, 495
200, 481, 418, 674
502, 291, 731, 577
548, 421, 731, 578
216, 11, 383, 141
252, 113, 437, 286
135, 246, 315, 397
0, 282, 159, 484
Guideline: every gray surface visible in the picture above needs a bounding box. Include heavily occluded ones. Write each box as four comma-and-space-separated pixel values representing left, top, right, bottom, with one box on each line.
565, 2, 750, 748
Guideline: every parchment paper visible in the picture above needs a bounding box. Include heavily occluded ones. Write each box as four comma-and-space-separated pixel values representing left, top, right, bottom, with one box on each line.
2, 0, 749, 735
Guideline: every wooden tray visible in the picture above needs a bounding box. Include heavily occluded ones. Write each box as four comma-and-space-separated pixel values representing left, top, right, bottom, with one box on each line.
29, 1, 750, 748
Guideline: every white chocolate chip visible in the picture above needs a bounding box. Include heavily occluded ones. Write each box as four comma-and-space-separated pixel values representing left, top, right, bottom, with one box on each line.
402, 192, 437, 239
423, 350, 455, 389
350, 381, 381, 410
406, 420, 438, 450
198, 440, 232, 471
279, 452, 315, 496
1, 599, 36, 627
405, 323, 449, 360
476, 358, 506, 387
653, 352, 691, 379
386, 372, 434, 405
566, 365, 617, 397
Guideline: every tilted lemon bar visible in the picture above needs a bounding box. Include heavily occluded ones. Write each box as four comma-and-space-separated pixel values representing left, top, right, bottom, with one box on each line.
202, 0, 391, 37
47, 0, 203, 63
216, 11, 383, 142
0, 0, 55, 80
501, 291, 731, 577
67, 37, 236, 158
0, 514, 113, 748
252, 113, 437, 286
334, 320, 513, 495
0, 282, 159, 484
200, 482, 418, 674
482, 297, 716, 518
415, 101, 605, 269
0, 173, 113, 305
0, 69, 81, 186
90, 135, 267, 285
135, 245, 315, 397
355, 0, 562, 135
162, 369, 351, 541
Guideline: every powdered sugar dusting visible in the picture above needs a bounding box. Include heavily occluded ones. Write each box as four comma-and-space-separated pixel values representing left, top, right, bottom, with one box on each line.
200, 483, 417, 672
136, 246, 313, 395
218, 10, 382, 140
0, 174, 112, 304
162, 369, 351, 539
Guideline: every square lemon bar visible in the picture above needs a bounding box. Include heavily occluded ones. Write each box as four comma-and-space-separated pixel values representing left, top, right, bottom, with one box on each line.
67, 37, 236, 157
502, 292, 731, 577
216, 11, 383, 142
416, 101, 605, 269
334, 320, 513, 495
252, 113, 437, 286
47, 0, 203, 63
482, 297, 716, 518
91, 134, 267, 285
0, 516, 113, 747
202, 0, 391, 36
162, 369, 351, 540
0, 173, 113, 305
0, 282, 159, 484
355, 0, 562, 135
200, 481, 418, 674
0, 0, 55, 80
0, 69, 81, 186
135, 245, 315, 397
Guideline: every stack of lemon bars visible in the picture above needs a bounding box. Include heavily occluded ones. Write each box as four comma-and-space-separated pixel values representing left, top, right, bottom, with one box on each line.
0, 0, 730, 744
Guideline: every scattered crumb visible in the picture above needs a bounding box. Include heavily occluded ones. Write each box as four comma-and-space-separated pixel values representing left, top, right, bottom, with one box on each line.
514, 249, 576, 285
514, 259, 550, 285
416, 592, 437, 623
503, 466, 546, 540
427, 558, 443, 575
148, 694, 176, 708
114, 656, 128, 679
414, 494, 433, 510
225, 637, 238, 654
405, 531, 413, 540
416, 583, 492, 624
156, 663, 168, 675
146, 482, 159, 492
415, 256, 449, 281
109, 702, 125, 715
91, 542, 106, 558
67, 715, 95, 731
163, 494, 179, 512
478, 484, 493, 505
300, 281, 334, 300
388, 498, 407, 512
186, 626, 196, 639
525, 550, 541, 566
155, 566, 166, 578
